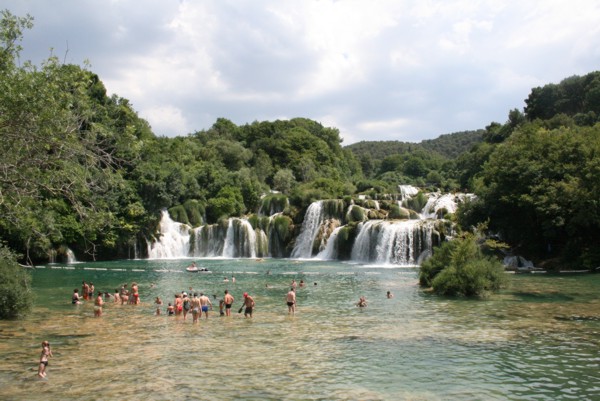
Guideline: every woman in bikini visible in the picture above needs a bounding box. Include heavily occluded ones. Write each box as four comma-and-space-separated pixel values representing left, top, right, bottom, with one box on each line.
174, 294, 183, 316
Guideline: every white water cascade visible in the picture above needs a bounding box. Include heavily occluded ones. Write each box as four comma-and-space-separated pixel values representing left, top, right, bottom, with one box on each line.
65, 248, 77, 264
290, 201, 325, 259
147, 210, 191, 259
147, 189, 469, 265
316, 226, 343, 260
222, 218, 257, 258
350, 219, 436, 265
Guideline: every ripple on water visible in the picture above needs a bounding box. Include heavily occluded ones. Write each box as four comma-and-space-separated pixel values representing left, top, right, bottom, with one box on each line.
0, 261, 599, 400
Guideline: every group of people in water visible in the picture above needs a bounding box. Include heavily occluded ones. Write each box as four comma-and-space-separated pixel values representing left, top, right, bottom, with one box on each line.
71, 281, 141, 317
70, 276, 393, 320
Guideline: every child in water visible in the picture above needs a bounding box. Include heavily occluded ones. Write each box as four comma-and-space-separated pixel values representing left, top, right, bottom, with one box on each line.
37, 341, 52, 378
155, 297, 163, 315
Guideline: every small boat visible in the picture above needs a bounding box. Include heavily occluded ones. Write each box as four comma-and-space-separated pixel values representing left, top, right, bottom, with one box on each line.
186, 265, 209, 273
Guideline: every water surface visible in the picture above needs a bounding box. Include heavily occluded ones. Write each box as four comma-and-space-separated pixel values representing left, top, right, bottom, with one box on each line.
0, 259, 598, 400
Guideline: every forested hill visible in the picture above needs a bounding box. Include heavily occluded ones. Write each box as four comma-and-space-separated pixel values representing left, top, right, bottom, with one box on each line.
345, 129, 484, 161
1, 10, 600, 270
419, 130, 485, 158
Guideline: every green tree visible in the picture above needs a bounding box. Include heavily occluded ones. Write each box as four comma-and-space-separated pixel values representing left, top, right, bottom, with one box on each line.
273, 169, 296, 194
420, 235, 506, 297
0, 244, 32, 319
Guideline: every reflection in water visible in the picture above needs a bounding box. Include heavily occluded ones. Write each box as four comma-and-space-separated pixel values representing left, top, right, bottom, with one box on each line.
0, 259, 598, 401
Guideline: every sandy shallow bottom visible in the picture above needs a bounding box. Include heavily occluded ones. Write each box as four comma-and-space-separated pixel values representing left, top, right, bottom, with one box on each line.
0, 259, 598, 401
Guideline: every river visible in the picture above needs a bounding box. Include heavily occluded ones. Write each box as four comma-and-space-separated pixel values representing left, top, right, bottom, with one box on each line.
0, 258, 598, 400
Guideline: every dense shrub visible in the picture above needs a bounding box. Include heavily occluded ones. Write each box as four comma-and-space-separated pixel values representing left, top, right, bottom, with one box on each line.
419, 235, 506, 297
0, 245, 33, 319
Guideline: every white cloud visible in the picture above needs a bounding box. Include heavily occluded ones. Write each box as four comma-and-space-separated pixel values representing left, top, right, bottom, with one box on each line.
5, 0, 600, 144
142, 105, 189, 137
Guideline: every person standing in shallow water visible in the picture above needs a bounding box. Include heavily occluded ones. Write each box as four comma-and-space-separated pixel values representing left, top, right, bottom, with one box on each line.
72, 289, 82, 304
37, 341, 52, 378
82, 281, 89, 300
94, 292, 104, 317
199, 293, 212, 319
243, 292, 255, 318
223, 290, 234, 317
286, 287, 296, 315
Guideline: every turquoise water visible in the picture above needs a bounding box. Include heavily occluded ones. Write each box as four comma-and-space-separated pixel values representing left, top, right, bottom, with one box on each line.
0, 259, 598, 400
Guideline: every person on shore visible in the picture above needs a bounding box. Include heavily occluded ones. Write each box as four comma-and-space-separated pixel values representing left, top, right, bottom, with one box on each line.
223, 290, 234, 317
82, 281, 89, 300
191, 293, 201, 323
182, 293, 191, 320
37, 341, 52, 378
356, 296, 367, 308
155, 297, 163, 315
72, 289, 82, 304
286, 287, 296, 315
94, 292, 104, 317
243, 292, 255, 318
386, 291, 394, 299
199, 293, 213, 319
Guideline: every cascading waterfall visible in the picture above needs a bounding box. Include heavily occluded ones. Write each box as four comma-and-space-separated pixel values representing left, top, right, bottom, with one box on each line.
147, 189, 466, 265
290, 201, 324, 259
222, 218, 257, 258
147, 210, 191, 259
316, 226, 343, 260
351, 220, 435, 265
65, 248, 77, 264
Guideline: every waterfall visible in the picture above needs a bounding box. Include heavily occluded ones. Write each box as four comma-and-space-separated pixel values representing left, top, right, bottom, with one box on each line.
316, 226, 342, 260
222, 218, 257, 258
65, 248, 77, 264
399, 185, 419, 201
420, 193, 460, 219
147, 213, 263, 259
145, 191, 466, 265
291, 201, 324, 258
351, 220, 435, 265
147, 210, 191, 259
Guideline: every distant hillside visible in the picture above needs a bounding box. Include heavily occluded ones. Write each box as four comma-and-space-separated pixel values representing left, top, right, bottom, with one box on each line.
344, 141, 427, 161
420, 130, 485, 159
345, 130, 484, 161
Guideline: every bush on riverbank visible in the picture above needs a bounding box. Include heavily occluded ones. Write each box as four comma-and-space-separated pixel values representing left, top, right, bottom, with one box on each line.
0, 244, 33, 319
419, 234, 506, 297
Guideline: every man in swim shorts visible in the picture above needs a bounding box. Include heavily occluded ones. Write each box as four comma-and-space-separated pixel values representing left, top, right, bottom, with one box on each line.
243, 292, 255, 318
223, 290, 234, 317
286, 287, 296, 315
199, 293, 212, 319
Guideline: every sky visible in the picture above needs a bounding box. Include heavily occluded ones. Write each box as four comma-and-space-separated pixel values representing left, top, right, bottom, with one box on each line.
4, 0, 600, 144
